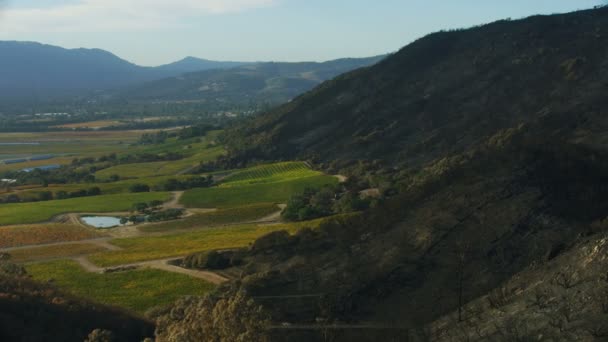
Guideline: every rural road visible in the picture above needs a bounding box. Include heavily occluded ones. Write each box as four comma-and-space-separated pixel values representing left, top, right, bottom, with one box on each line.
73, 256, 229, 285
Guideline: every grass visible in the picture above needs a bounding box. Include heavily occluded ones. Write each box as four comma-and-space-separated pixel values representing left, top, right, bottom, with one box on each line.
0, 224, 102, 248
0, 192, 170, 225
95, 146, 225, 179
0, 157, 74, 173
53, 120, 124, 129
5, 175, 203, 200
139, 203, 280, 233
90, 219, 326, 267
9, 243, 107, 263
0, 131, 145, 157
180, 175, 339, 208
27, 260, 216, 314
221, 161, 321, 187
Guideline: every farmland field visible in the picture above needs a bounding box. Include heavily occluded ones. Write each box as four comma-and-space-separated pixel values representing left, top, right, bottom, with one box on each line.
9, 243, 107, 263
4, 175, 205, 201
53, 120, 124, 129
0, 192, 170, 225
139, 203, 280, 233
89, 219, 327, 267
220, 161, 320, 187
0, 224, 102, 248
95, 146, 225, 179
27, 260, 216, 313
180, 175, 338, 208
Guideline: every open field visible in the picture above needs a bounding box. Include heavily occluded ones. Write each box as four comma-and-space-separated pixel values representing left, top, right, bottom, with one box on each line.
0, 224, 102, 248
0, 130, 149, 172
139, 203, 280, 233
4, 175, 204, 201
181, 175, 339, 208
53, 120, 124, 129
90, 219, 326, 267
95, 146, 225, 179
27, 260, 216, 313
221, 161, 321, 187
0, 156, 75, 173
0, 192, 170, 225
9, 243, 107, 263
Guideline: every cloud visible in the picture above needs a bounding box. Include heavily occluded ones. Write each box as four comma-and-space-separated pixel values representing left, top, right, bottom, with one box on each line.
0, 0, 277, 33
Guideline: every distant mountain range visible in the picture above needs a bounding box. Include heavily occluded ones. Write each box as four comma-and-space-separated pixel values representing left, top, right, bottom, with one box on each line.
0, 41, 250, 99
0, 41, 386, 104
118, 55, 387, 106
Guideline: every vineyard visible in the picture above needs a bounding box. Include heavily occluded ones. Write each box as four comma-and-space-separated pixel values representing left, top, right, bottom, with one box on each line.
88, 219, 330, 267
0, 224, 101, 248
220, 161, 320, 187
139, 203, 280, 233
0, 192, 170, 225
180, 175, 338, 208
27, 260, 216, 313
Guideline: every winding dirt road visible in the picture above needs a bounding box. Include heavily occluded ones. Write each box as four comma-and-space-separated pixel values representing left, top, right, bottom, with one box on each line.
72, 256, 228, 285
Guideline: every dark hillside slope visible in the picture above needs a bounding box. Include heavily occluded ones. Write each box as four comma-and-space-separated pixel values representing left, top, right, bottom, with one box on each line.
226, 7, 608, 167
180, 7, 608, 341
0, 274, 153, 342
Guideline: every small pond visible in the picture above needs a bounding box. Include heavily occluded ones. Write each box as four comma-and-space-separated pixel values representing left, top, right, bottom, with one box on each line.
81, 216, 124, 229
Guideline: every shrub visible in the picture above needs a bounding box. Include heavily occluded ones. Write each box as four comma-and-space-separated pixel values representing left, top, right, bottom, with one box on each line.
129, 184, 150, 193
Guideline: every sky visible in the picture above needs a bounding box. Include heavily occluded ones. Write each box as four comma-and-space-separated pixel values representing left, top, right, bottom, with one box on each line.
0, 0, 605, 66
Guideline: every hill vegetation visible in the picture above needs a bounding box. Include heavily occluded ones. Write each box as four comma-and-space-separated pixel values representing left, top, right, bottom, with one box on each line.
0, 255, 154, 341
119, 56, 387, 106
177, 6, 608, 341
0, 41, 248, 100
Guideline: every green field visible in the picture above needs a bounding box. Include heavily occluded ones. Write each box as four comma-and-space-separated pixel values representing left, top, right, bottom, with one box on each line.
0, 131, 145, 160
180, 175, 338, 208
90, 219, 325, 267
27, 260, 216, 313
220, 161, 320, 187
94, 131, 225, 180
0, 224, 101, 248
95, 146, 225, 179
139, 203, 280, 233
0, 192, 170, 225
5, 175, 204, 201
10, 243, 107, 263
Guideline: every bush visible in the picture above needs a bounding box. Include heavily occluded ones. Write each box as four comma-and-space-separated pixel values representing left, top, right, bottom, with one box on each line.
250, 230, 292, 252
87, 187, 101, 196
38, 191, 53, 201
129, 184, 150, 193
55, 191, 69, 200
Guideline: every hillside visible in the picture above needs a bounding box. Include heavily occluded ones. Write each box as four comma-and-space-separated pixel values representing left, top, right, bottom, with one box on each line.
0, 257, 153, 341
225, 7, 608, 168
119, 56, 387, 105
0, 41, 248, 100
183, 6, 608, 341
155, 56, 248, 74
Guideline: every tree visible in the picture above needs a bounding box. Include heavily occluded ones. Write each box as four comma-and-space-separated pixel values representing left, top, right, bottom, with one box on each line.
55, 191, 69, 200
132, 202, 150, 213
84, 329, 115, 342
129, 183, 150, 193
155, 291, 270, 342
37, 191, 53, 201
87, 187, 101, 196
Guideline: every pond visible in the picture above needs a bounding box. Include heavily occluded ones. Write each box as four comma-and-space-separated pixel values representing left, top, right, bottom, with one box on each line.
81, 216, 124, 229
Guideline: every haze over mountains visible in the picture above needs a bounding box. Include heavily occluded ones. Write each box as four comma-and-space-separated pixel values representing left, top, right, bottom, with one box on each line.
0, 41, 249, 98
0, 41, 385, 105
120, 55, 387, 106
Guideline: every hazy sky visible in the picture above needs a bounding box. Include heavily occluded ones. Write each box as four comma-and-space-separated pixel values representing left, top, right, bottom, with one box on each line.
0, 0, 604, 66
